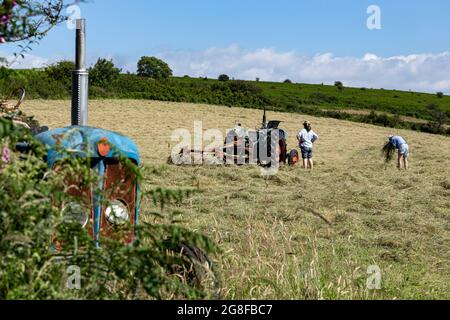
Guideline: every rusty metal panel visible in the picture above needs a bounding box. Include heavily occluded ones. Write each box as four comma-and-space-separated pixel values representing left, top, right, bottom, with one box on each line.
101, 159, 137, 244
52, 163, 94, 245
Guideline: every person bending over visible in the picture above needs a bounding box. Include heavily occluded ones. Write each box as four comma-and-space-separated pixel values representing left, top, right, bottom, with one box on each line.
388, 135, 410, 170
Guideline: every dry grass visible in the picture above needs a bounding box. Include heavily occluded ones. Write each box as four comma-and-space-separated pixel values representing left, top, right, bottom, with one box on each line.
24, 99, 450, 300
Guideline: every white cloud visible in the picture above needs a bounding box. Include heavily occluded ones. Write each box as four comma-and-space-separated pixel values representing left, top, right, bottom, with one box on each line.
0, 51, 59, 68
363, 53, 379, 61
3, 46, 450, 94
157, 45, 450, 94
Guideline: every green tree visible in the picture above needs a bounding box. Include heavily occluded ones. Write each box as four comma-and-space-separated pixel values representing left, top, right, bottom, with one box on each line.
436, 92, 444, 99
89, 58, 121, 87
334, 81, 344, 92
45, 60, 75, 88
137, 56, 173, 79
284, 79, 292, 84
218, 74, 230, 82
426, 103, 448, 133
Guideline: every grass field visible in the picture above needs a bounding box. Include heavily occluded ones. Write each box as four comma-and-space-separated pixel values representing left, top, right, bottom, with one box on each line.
23, 99, 450, 300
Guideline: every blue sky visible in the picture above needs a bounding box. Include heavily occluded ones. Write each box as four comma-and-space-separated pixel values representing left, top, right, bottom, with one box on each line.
2, 0, 450, 92
13, 0, 450, 57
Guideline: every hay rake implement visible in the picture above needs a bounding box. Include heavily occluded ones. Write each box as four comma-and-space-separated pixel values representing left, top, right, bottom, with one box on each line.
170, 107, 299, 167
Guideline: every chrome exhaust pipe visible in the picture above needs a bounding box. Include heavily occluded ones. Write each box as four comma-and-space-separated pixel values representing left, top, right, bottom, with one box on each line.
71, 19, 89, 126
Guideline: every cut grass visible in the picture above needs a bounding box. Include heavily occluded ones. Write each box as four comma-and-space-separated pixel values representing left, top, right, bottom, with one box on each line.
23, 99, 450, 299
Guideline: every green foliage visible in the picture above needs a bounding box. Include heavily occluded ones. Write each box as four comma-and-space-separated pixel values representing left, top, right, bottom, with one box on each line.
137, 56, 173, 79
436, 92, 444, 99
0, 1, 68, 43
0, 1, 86, 62
218, 74, 230, 82
334, 81, 344, 91
309, 92, 338, 104
228, 80, 263, 95
0, 119, 217, 299
0, 69, 449, 136
425, 103, 448, 134
89, 58, 121, 88
45, 60, 75, 89
284, 79, 292, 84
361, 111, 402, 128
0, 66, 13, 78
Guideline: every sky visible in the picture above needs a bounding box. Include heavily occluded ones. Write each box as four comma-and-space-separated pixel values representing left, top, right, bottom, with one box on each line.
1, 0, 450, 93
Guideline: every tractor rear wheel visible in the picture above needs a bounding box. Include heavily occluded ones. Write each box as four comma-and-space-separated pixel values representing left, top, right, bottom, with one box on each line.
168, 243, 221, 299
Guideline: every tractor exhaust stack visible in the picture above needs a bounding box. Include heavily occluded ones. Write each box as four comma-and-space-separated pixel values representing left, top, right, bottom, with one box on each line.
71, 19, 89, 126
262, 106, 267, 129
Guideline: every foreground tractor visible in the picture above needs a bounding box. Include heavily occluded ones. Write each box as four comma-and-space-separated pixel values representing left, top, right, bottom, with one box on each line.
2, 19, 219, 296
25, 20, 142, 246
35, 126, 141, 245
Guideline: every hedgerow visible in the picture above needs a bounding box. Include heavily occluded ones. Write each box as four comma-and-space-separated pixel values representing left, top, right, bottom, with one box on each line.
0, 118, 217, 299
0, 68, 448, 136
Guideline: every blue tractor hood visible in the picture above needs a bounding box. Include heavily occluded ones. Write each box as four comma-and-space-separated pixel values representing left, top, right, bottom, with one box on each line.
35, 126, 140, 167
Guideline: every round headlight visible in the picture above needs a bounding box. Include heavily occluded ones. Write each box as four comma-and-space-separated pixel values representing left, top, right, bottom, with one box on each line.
105, 200, 129, 226
62, 202, 89, 227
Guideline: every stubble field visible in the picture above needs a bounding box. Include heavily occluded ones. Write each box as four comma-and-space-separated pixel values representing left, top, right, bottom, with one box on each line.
23, 99, 450, 299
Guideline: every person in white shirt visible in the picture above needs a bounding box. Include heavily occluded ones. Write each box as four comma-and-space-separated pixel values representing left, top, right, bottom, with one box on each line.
297, 121, 319, 171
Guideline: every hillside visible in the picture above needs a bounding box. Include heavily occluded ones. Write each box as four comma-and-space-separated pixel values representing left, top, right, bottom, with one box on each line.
176, 76, 450, 123
1, 68, 449, 135
22, 99, 450, 299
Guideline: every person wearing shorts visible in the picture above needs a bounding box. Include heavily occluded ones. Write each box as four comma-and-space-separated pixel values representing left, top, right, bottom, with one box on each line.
388, 135, 410, 170
297, 121, 319, 171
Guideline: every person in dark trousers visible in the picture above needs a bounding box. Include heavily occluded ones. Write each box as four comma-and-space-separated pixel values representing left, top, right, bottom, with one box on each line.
297, 121, 319, 171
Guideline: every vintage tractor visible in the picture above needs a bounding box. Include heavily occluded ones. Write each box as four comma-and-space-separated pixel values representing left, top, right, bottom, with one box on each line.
35, 126, 141, 245
171, 107, 290, 167
15, 20, 140, 246
2, 19, 219, 295
222, 107, 288, 166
